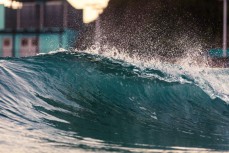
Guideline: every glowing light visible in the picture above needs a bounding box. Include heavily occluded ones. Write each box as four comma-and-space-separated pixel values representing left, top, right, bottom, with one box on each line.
0, 0, 22, 9
67, 0, 109, 23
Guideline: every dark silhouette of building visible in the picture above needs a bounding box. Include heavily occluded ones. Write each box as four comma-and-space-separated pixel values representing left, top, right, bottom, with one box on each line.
0, 0, 83, 57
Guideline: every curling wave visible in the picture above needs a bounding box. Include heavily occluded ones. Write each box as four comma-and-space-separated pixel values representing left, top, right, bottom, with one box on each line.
0, 51, 229, 152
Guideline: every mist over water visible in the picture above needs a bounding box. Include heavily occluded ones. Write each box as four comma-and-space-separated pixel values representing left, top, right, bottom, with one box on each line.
79, 0, 214, 64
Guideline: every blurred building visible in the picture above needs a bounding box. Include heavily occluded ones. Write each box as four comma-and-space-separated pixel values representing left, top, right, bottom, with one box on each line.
0, 0, 83, 57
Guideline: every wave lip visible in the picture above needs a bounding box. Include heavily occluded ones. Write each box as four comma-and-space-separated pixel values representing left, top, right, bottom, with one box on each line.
0, 51, 229, 152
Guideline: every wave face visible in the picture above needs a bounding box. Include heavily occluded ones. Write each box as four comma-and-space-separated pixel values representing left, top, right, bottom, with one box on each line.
0, 51, 229, 152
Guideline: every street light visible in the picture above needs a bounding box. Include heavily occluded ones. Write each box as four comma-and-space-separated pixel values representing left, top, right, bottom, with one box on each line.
0, 0, 22, 9
67, 0, 110, 23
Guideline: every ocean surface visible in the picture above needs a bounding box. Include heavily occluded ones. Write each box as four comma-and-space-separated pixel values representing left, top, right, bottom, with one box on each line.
0, 50, 229, 153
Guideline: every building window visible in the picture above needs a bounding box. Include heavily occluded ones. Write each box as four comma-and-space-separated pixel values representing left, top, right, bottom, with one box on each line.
45, 2, 64, 28
21, 38, 28, 46
20, 3, 39, 29
32, 38, 38, 46
3, 39, 11, 47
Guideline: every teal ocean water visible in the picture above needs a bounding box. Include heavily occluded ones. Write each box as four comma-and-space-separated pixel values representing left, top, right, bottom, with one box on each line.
0, 51, 229, 152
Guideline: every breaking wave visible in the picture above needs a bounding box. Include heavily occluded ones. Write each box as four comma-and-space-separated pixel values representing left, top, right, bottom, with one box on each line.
0, 50, 229, 152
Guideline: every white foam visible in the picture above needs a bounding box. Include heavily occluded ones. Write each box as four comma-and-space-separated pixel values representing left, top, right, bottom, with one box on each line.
76, 45, 229, 104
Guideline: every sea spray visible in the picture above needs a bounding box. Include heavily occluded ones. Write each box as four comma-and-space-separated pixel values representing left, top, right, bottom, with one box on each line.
78, 45, 229, 103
